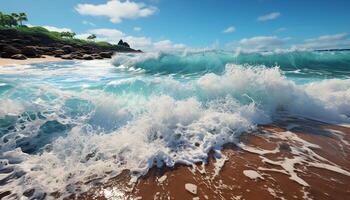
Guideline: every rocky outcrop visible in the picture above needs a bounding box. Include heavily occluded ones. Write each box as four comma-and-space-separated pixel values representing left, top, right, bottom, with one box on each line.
1, 45, 21, 58
22, 46, 39, 58
0, 28, 142, 61
99, 51, 113, 58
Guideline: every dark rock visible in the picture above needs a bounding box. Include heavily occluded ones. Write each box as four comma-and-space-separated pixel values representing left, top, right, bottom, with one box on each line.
71, 52, 84, 59
99, 51, 113, 58
118, 39, 130, 48
23, 189, 35, 197
1, 45, 21, 58
62, 45, 74, 53
22, 46, 39, 58
82, 54, 93, 60
53, 49, 65, 57
10, 39, 29, 45
36, 46, 55, 55
11, 54, 27, 60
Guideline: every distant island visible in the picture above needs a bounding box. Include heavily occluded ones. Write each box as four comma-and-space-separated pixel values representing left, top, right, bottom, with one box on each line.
0, 12, 141, 61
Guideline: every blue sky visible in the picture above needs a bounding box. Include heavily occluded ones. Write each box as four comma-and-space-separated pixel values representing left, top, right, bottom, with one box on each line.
1, 0, 350, 51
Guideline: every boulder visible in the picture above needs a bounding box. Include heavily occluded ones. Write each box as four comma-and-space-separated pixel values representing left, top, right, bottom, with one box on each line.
1, 45, 21, 58
53, 49, 65, 57
71, 52, 84, 59
62, 45, 74, 53
11, 54, 27, 60
99, 51, 113, 58
82, 54, 93, 60
22, 46, 39, 58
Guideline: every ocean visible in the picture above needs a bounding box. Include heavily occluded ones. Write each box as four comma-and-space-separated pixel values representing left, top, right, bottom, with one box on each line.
0, 50, 349, 199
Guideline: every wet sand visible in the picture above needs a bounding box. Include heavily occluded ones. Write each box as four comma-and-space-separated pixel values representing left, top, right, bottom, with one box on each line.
76, 117, 350, 200
0, 56, 63, 66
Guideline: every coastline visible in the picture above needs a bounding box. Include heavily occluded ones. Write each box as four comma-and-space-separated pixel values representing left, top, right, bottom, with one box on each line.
77, 117, 350, 200
0, 56, 64, 66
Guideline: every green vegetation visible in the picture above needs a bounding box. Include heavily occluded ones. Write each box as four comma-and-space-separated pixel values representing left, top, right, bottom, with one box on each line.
0, 12, 27, 27
60, 31, 76, 39
0, 11, 136, 51
87, 34, 96, 40
0, 12, 18, 27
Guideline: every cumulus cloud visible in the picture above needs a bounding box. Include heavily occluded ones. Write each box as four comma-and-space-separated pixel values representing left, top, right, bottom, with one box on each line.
77, 28, 186, 51
239, 36, 289, 49
299, 33, 350, 50
222, 26, 236, 33
75, 0, 158, 23
153, 40, 187, 51
133, 27, 142, 32
257, 12, 280, 22
89, 28, 125, 39
124, 36, 152, 49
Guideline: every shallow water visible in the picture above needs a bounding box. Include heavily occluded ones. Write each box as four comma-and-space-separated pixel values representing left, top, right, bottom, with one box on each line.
0, 50, 349, 199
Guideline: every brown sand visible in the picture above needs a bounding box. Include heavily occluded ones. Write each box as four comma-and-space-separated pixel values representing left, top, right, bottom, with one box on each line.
1, 118, 349, 199
0, 56, 63, 66
75, 117, 350, 200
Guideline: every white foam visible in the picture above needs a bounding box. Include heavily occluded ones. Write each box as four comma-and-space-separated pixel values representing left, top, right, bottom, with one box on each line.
1, 62, 350, 198
0, 99, 25, 117
243, 170, 264, 180
185, 183, 197, 195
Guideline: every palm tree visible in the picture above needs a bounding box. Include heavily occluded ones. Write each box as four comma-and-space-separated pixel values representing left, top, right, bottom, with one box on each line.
10, 13, 19, 27
17, 13, 28, 26
87, 34, 96, 40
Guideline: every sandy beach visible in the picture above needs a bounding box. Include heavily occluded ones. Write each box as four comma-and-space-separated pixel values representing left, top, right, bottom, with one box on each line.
75, 117, 350, 200
0, 56, 64, 66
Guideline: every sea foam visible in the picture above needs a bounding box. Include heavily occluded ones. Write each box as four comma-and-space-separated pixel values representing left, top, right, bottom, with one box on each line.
0, 51, 349, 198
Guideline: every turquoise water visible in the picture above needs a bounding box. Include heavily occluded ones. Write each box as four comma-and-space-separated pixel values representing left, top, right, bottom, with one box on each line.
0, 50, 349, 198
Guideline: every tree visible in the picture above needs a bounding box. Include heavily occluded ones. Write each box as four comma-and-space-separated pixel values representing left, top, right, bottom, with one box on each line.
0, 12, 27, 27
60, 31, 76, 38
17, 13, 28, 26
87, 34, 96, 40
0, 13, 17, 27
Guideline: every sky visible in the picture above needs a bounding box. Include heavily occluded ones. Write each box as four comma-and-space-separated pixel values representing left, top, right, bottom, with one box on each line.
1, 0, 350, 51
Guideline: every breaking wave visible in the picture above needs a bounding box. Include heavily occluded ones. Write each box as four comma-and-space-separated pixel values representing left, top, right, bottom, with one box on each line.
0, 51, 349, 199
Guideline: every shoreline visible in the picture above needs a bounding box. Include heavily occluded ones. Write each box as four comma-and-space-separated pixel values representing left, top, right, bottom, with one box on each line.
76, 117, 350, 200
0, 56, 65, 66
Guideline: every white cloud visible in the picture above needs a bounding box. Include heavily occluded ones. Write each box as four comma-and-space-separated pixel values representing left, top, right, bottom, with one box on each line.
75, 33, 91, 40
299, 33, 350, 50
153, 40, 187, 51
124, 36, 152, 49
75, 0, 158, 23
225, 36, 291, 52
89, 28, 125, 39
26, 24, 72, 32
222, 26, 236, 33
42, 26, 72, 32
240, 36, 289, 47
82, 20, 95, 26
133, 27, 142, 32
275, 27, 287, 33
257, 12, 280, 22
77, 28, 186, 51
